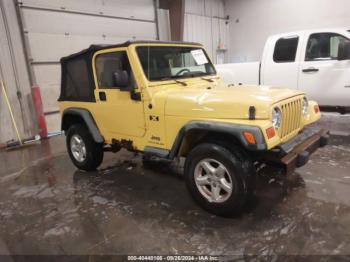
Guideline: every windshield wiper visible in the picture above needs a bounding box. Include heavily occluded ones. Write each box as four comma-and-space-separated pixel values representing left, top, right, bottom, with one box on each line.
175, 79, 187, 86
200, 77, 214, 83
183, 72, 215, 82
160, 77, 187, 86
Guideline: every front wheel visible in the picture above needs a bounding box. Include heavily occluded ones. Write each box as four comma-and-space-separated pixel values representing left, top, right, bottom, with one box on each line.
66, 124, 104, 171
184, 142, 255, 216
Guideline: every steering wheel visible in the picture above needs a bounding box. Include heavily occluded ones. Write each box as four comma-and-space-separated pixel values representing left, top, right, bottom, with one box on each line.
175, 68, 191, 76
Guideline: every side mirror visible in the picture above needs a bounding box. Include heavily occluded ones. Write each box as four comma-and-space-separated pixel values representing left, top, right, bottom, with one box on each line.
113, 70, 132, 91
338, 42, 350, 60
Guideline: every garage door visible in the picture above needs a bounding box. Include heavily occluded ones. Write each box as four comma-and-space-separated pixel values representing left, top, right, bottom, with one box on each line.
18, 0, 158, 132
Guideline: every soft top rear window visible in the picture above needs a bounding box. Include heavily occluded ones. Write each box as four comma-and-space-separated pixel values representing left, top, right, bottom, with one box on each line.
59, 55, 95, 102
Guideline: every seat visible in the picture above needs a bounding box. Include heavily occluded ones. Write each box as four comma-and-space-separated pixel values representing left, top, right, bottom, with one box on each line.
100, 60, 121, 88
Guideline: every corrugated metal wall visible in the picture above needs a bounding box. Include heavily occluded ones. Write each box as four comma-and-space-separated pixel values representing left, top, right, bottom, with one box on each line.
17, 0, 158, 132
157, 8, 171, 41
183, 0, 229, 63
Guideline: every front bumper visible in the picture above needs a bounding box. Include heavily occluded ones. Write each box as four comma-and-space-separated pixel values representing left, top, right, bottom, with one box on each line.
262, 128, 330, 174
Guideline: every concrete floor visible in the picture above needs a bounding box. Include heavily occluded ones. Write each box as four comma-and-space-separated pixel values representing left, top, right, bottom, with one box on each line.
0, 113, 350, 256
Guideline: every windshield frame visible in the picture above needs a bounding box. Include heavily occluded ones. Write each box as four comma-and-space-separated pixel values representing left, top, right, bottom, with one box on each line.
135, 44, 217, 82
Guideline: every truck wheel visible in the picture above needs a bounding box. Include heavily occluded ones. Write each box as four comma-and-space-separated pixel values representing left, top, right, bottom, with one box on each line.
184, 142, 255, 217
66, 124, 104, 171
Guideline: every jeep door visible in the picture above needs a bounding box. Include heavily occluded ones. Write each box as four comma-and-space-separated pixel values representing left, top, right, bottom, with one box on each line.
92, 48, 146, 138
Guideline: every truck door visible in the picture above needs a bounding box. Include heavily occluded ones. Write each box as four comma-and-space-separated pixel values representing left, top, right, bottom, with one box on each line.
93, 48, 146, 138
298, 32, 350, 107
261, 34, 301, 88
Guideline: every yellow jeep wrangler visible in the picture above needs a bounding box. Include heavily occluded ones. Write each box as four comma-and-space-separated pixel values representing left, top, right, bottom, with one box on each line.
59, 41, 329, 216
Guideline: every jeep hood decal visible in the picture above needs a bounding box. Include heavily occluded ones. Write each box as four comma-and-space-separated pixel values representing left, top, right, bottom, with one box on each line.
163, 85, 304, 119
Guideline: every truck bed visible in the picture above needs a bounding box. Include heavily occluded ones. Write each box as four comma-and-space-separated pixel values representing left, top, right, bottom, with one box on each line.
215, 62, 260, 86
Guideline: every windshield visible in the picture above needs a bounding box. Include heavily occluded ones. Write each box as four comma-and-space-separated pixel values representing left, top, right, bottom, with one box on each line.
136, 46, 216, 81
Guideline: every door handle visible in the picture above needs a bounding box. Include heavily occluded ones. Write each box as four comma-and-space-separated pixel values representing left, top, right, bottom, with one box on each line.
99, 91, 106, 101
302, 67, 319, 73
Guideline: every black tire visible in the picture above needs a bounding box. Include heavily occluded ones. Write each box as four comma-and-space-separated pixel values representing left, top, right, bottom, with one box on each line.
66, 124, 104, 171
184, 142, 255, 217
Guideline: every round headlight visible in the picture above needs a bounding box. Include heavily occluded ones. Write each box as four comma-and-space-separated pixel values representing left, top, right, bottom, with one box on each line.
272, 107, 282, 129
302, 97, 309, 115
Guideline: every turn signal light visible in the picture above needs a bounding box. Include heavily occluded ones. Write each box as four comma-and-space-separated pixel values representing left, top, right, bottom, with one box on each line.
266, 127, 276, 139
243, 132, 256, 145
314, 105, 320, 113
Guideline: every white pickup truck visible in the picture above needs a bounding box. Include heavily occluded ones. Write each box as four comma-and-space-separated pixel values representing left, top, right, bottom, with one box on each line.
216, 28, 350, 112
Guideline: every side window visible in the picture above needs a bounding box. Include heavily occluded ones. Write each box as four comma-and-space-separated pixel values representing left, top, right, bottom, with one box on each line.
273, 37, 299, 63
305, 33, 350, 61
62, 58, 94, 101
95, 51, 132, 88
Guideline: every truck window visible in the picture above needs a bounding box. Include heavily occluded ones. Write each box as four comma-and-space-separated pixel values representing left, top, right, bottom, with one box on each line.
305, 33, 350, 61
273, 37, 299, 63
95, 51, 132, 89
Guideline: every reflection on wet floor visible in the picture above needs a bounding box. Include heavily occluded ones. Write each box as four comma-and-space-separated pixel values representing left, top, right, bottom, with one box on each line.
0, 135, 350, 256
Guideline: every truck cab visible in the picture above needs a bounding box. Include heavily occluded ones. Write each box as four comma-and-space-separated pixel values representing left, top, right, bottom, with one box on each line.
216, 28, 350, 111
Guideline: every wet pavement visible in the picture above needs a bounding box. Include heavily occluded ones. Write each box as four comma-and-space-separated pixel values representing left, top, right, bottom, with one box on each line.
0, 114, 350, 257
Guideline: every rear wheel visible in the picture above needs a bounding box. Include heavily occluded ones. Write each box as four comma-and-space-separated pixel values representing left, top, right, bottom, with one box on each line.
184, 142, 255, 216
66, 124, 104, 171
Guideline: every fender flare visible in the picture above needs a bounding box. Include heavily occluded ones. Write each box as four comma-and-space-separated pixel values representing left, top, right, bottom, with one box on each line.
168, 121, 266, 159
61, 108, 104, 143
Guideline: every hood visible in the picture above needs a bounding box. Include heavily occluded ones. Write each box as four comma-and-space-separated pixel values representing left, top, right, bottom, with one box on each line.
162, 84, 304, 119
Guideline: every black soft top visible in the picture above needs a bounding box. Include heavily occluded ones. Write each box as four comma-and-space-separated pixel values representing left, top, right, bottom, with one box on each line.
60, 40, 202, 62
58, 40, 202, 102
